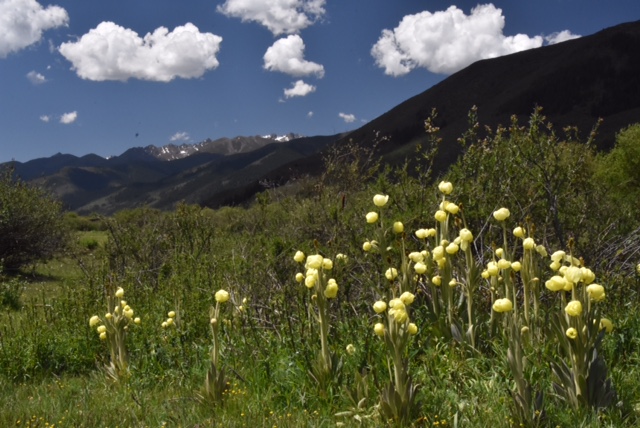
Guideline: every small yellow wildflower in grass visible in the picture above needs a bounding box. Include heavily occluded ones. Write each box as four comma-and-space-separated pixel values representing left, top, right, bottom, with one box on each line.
215, 289, 230, 303
566, 327, 578, 340
600, 318, 613, 333
306, 254, 323, 269
445, 242, 459, 254
586, 284, 606, 302
400, 291, 415, 305
293, 250, 305, 263
393, 221, 404, 234
373, 301, 387, 313
415, 228, 428, 239
459, 228, 473, 242
346, 344, 356, 355
373, 194, 389, 207
511, 261, 522, 272
366, 212, 379, 223
523, 237, 535, 250
362, 241, 372, 252
407, 323, 418, 335
492, 298, 513, 313
432, 275, 442, 286
324, 279, 339, 299
374, 323, 385, 337
564, 300, 582, 317
295, 272, 304, 283
513, 227, 526, 238
89, 315, 100, 327
497, 259, 511, 270
115, 287, 124, 298
493, 208, 510, 221
438, 181, 453, 195
414, 261, 427, 274
536, 245, 548, 257
434, 210, 447, 222
545, 276, 566, 292
322, 258, 333, 270
385, 267, 398, 281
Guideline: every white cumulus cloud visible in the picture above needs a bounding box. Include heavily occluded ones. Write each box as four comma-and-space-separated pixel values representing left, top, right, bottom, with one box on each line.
284, 80, 315, 98
218, 0, 325, 35
546, 30, 581, 44
0, 0, 68, 58
371, 4, 576, 76
59, 111, 77, 124
170, 131, 190, 142
307, 111, 313, 118
27, 70, 47, 84
39, 114, 50, 122
59, 22, 223, 82
338, 112, 356, 123
263, 35, 324, 77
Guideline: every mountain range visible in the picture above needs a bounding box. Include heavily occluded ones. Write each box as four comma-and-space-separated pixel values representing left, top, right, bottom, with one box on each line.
4, 20, 640, 215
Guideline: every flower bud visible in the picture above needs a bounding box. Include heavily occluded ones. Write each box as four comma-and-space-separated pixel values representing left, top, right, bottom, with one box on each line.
445, 242, 459, 255
295, 272, 304, 283
523, 238, 535, 250
415, 229, 428, 239
566, 327, 578, 339
346, 344, 356, 355
586, 284, 605, 302
385, 267, 398, 281
373, 194, 389, 207
366, 212, 379, 224
459, 228, 473, 242
497, 259, 511, 270
564, 300, 583, 317
215, 289, 230, 303
414, 261, 427, 274
168, 311, 176, 318
362, 241, 372, 252
438, 181, 453, 195
511, 261, 522, 272
374, 323, 385, 337
393, 221, 404, 234
399, 291, 415, 305
445, 203, 459, 215
536, 245, 548, 257
513, 227, 526, 238
599, 318, 613, 333
115, 287, 124, 298
492, 298, 513, 313
434, 210, 447, 222
294, 250, 305, 263
407, 323, 418, 335
431, 275, 442, 286
373, 301, 387, 314
89, 315, 100, 327
306, 254, 323, 269
545, 275, 566, 292
492, 208, 510, 221
322, 258, 333, 270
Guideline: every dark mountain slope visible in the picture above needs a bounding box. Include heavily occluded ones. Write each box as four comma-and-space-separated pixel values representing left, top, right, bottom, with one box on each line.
260, 20, 640, 192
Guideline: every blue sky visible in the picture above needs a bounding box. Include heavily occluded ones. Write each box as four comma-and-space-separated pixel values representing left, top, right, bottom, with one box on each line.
1, 0, 638, 163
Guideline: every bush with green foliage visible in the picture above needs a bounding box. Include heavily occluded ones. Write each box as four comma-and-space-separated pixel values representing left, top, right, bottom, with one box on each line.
0, 167, 69, 272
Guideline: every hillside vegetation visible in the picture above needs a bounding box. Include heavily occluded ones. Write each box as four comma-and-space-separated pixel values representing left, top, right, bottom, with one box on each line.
1, 112, 640, 427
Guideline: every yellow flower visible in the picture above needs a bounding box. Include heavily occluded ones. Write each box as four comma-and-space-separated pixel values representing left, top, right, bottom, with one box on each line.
134, 317, 141, 325
393, 221, 404, 234
115, 287, 124, 298
373, 194, 389, 207
564, 266, 583, 284
166, 318, 174, 326
305, 274, 317, 289
385, 267, 398, 281
448, 278, 457, 287
373, 300, 387, 314
495, 248, 504, 258
536, 245, 548, 257
89, 315, 100, 327
324, 279, 338, 299
445, 242, 459, 254
438, 181, 453, 195
105, 313, 112, 320
97, 325, 106, 334
492, 298, 513, 313
431, 275, 442, 286
481, 270, 490, 279
599, 318, 613, 333
432, 245, 445, 260
511, 261, 522, 272
215, 289, 230, 303
497, 259, 511, 270
586, 284, 605, 302
566, 327, 578, 340
408, 252, 423, 263
414, 261, 427, 274
487, 261, 499, 277
521, 326, 529, 335
549, 261, 561, 271
523, 237, 535, 250
374, 323, 385, 337
99, 332, 107, 340
445, 203, 459, 215
366, 212, 379, 223
295, 272, 304, 283
434, 210, 447, 222
400, 291, 415, 305
168, 311, 176, 318
415, 228, 428, 239
346, 344, 356, 355
581, 268, 595, 284
407, 323, 418, 335
564, 300, 582, 317
550, 250, 566, 263
492, 208, 510, 221
362, 241, 372, 252
322, 258, 333, 270
335, 253, 348, 262
392, 308, 408, 323
459, 228, 473, 242
306, 254, 323, 269
545, 275, 566, 292
513, 227, 526, 238
161, 321, 168, 328
637, 263, 640, 275
388, 298, 404, 310
293, 250, 305, 263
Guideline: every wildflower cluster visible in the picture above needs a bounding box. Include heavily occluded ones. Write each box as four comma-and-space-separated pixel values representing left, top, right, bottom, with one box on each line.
88, 286, 140, 380
294, 250, 341, 388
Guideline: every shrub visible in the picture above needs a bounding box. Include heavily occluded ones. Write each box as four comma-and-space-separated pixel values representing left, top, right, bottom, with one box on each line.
0, 167, 69, 272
